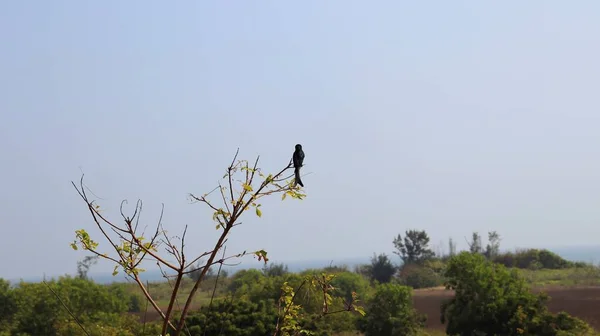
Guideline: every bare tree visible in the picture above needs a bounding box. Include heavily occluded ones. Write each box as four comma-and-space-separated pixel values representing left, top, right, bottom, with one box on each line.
466, 232, 483, 254
448, 237, 457, 257
435, 239, 446, 258
76, 255, 99, 280
485, 231, 501, 260
70, 148, 307, 336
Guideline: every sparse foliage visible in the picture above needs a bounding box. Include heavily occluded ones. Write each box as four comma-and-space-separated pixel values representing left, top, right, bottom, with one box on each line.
76, 255, 99, 280
467, 232, 483, 254
70, 148, 306, 336
484, 231, 501, 260
448, 237, 456, 257
263, 263, 290, 277
186, 261, 228, 282
274, 273, 365, 336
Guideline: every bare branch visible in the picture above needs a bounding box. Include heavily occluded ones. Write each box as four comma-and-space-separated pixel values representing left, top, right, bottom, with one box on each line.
228, 148, 239, 205
73, 148, 306, 336
207, 246, 227, 309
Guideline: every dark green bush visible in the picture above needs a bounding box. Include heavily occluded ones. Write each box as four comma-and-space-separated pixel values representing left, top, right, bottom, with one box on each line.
398, 264, 443, 289
358, 283, 425, 336
5, 276, 149, 336
330, 271, 372, 302
228, 269, 266, 293
0, 279, 16, 332
441, 252, 592, 336
300, 300, 362, 336
183, 298, 278, 336
494, 249, 573, 270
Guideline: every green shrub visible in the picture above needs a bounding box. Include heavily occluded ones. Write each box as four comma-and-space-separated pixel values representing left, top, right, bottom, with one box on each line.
398, 264, 443, 289
55, 312, 158, 336
228, 269, 266, 293
300, 301, 362, 336
494, 249, 573, 270
330, 271, 372, 302
358, 283, 425, 336
441, 252, 593, 336
8, 276, 144, 336
183, 297, 278, 336
0, 279, 16, 333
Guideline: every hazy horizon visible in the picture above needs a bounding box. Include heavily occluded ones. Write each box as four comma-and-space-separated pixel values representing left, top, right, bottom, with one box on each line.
9, 244, 600, 284
2, 2, 600, 279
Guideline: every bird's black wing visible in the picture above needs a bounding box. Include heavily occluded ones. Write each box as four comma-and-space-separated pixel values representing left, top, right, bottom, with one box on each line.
293, 151, 304, 167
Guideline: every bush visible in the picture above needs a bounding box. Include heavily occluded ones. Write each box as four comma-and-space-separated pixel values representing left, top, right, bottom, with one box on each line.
441, 252, 592, 336
221, 269, 365, 335
7, 276, 148, 336
228, 269, 266, 293
55, 312, 158, 336
300, 303, 361, 336
105, 283, 144, 313
398, 264, 443, 289
183, 298, 278, 336
359, 283, 425, 336
494, 249, 573, 270
298, 272, 371, 335
366, 253, 397, 284
330, 271, 372, 303
0, 279, 16, 333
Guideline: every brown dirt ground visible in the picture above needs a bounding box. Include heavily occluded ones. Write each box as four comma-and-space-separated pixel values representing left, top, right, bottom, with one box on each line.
413, 285, 600, 331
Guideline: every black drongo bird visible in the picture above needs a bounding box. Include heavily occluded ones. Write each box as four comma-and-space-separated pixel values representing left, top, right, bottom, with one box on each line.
293, 144, 305, 187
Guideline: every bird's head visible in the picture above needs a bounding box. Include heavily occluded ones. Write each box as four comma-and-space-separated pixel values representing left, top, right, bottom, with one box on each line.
295, 144, 302, 150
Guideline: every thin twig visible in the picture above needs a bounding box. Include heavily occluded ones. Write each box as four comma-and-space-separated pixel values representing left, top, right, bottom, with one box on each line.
208, 246, 227, 309
157, 263, 191, 336
203, 245, 227, 336
174, 153, 296, 335
142, 280, 150, 335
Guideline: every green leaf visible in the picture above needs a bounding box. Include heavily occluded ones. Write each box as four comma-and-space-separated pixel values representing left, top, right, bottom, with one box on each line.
243, 183, 253, 192
256, 208, 262, 217
70, 242, 78, 250
282, 193, 287, 200
112, 265, 119, 276
254, 250, 269, 264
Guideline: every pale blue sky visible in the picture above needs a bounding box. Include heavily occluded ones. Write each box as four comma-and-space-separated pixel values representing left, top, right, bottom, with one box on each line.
1, 1, 600, 279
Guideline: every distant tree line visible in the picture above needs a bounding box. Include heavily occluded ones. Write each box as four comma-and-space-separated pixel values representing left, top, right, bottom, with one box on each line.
355, 228, 587, 291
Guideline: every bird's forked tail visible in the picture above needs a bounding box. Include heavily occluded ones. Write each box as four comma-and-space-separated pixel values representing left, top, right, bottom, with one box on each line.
294, 167, 304, 187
